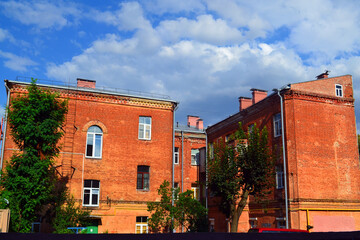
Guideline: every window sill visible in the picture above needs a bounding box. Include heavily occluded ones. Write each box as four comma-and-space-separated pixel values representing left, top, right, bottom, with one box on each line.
82, 205, 99, 208
137, 189, 150, 192
85, 156, 102, 160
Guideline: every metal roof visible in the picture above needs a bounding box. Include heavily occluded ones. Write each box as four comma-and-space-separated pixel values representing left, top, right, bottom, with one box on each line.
5, 76, 178, 104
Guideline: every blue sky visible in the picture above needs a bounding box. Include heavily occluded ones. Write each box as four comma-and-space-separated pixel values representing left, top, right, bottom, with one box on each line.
0, 0, 360, 132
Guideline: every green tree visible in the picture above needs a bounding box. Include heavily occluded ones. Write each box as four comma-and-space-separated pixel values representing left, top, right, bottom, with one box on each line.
0, 79, 67, 232
208, 123, 274, 232
52, 193, 90, 233
147, 180, 208, 233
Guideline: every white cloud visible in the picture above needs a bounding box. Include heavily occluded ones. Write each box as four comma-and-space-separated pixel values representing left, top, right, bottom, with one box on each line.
0, 50, 37, 72
143, 0, 205, 15
90, 2, 151, 31
0, 0, 80, 29
157, 15, 244, 45
0, 28, 14, 42
206, 0, 360, 60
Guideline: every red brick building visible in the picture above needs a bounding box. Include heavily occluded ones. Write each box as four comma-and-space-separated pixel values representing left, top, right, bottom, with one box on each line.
1, 78, 178, 233
206, 73, 360, 232
174, 116, 206, 202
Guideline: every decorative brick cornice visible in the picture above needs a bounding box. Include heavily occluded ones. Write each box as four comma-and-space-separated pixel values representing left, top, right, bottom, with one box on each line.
285, 90, 354, 106
9, 83, 175, 110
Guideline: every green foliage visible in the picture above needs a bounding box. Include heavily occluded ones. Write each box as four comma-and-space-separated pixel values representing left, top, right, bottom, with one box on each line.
0, 79, 67, 232
52, 194, 91, 234
208, 122, 274, 232
7, 78, 67, 156
147, 180, 208, 233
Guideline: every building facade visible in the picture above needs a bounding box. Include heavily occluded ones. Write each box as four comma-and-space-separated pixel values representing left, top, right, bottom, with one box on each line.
1, 78, 177, 233
174, 116, 206, 202
206, 73, 360, 232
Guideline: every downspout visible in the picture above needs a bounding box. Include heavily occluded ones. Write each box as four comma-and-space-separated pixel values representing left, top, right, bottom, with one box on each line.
181, 131, 184, 193
205, 132, 208, 210
1, 80, 11, 173
171, 102, 178, 233
273, 86, 290, 229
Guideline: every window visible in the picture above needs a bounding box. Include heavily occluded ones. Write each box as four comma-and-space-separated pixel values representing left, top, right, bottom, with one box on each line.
249, 220, 257, 229
209, 218, 215, 232
276, 219, 286, 229
191, 149, 200, 165
135, 216, 148, 234
83, 180, 100, 206
137, 166, 149, 190
191, 183, 200, 201
276, 166, 284, 189
139, 116, 151, 140
248, 124, 254, 134
335, 84, 343, 97
209, 143, 214, 159
86, 126, 103, 158
225, 134, 230, 142
273, 113, 282, 137
174, 147, 179, 164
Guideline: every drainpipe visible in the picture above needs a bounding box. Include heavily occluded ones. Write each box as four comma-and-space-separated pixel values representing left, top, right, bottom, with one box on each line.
1, 81, 11, 173
171, 103, 178, 233
181, 131, 184, 193
205, 132, 208, 210
273, 85, 290, 229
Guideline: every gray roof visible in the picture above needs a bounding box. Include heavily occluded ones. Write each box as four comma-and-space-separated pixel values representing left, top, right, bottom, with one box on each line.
5, 77, 178, 104
175, 124, 205, 133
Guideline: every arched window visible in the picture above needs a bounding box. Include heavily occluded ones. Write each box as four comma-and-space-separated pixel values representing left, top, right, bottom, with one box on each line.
86, 125, 103, 158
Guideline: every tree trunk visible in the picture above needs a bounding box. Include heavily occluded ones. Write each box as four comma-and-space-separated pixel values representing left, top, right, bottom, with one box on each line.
230, 189, 249, 232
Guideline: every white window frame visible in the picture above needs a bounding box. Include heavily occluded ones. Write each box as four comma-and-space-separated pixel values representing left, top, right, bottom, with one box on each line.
276, 166, 284, 189
191, 149, 200, 165
135, 216, 148, 234
139, 116, 152, 140
191, 185, 200, 201
174, 147, 179, 164
83, 180, 100, 207
335, 84, 343, 97
273, 113, 282, 137
86, 126, 103, 158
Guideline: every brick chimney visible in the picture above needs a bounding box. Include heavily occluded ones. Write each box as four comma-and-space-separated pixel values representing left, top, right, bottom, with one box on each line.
196, 119, 203, 130
187, 115, 203, 130
77, 78, 96, 88
251, 88, 267, 105
316, 71, 329, 79
238, 97, 252, 111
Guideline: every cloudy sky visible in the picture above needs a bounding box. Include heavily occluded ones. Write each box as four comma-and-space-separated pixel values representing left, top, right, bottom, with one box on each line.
0, 0, 359, 132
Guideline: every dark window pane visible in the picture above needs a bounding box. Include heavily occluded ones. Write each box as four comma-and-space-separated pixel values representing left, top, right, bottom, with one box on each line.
83, 193, 90, 205
86, 144, 93, 157
84, 180, 91, 188
92, 180, 100, 188
137, 173, 143, 189
138, 166, 149, 172
92, 193, 98, 205
144, 173, 149, 189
